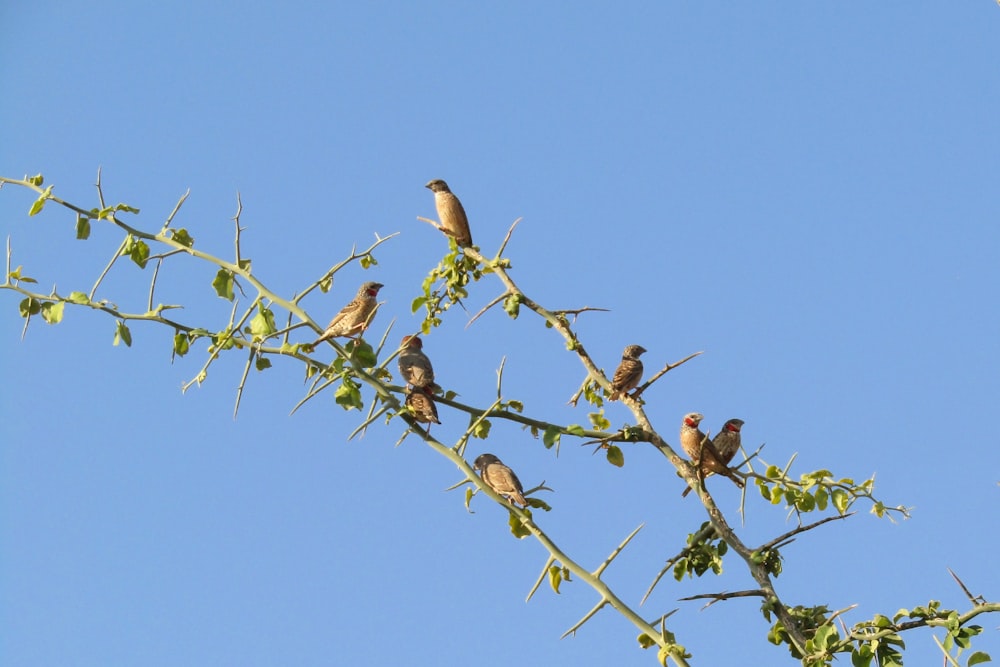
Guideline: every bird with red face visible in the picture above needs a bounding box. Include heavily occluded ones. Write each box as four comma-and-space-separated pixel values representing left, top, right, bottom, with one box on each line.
473, 453, 528, 507
425, 179, 473, 248
312, 281, 383, 346
681, 417, 745, 497
608, 344, 647, 401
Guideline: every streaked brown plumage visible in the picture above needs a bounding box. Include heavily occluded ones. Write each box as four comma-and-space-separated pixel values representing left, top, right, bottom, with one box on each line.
609, 344, 647, 401
473, 453, 527, 507
681, 418, 745, 497
425, 179, 473, 248
405, 389, 440, 427
312, 281, 383, 345
679, 413, 745, 496
398, 335, 436, 391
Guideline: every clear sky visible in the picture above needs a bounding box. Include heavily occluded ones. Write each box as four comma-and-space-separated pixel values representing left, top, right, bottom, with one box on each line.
2, 3, 998, 665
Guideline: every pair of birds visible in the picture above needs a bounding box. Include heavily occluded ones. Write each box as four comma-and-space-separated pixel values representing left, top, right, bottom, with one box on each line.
679, 413, 745, 497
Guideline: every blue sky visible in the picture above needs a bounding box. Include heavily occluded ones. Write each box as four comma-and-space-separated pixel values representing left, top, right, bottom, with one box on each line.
2, 2, 998, 665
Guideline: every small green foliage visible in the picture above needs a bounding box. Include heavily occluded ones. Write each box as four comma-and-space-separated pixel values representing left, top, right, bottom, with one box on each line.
765, 604, 833, 660
334, 376, 363, 410
526, 497, 551, 511
673, 523, 728, 580
588, 410, 610, 431
169, 228, 194, 248
318, 275, 333, 293
122, 235, 150, 268
68, 291, 89, 304
27, 173, 44, 186
503, 293, 521, 318
248, 304, 276, 340
113, 320, 132, 347
40, 301, 64, 324
237, 258, 252, 273
548, 565, 564, 594
173, 332, 190, 356
464, 486, 474, 512
212, 268, 235, 301
508, 509, 531, 539
542, 425, 561, 449
565, 424, 586, 436
28, 185, 53, 216
606, 445, 624, 467
19, 297, 41, 317
346, 339, 377, 367
472, 418, 491, 440
255, 356, 272, 371
359, 254, 376, 269
967, 651, 992, 666
8, 265, 38, 284
637, 633, 657, 649
505, 399, 523, 413
75, 214, 91, 240
211, 328, 236, 352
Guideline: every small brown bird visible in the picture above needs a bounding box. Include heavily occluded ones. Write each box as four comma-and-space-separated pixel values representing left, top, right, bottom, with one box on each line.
608, 344, 647, 400
679, 413, 744, 496
398, 335, 437, 391
405, 388, 441, 428
312, 281, 383, 346
425, 179, 473, 248
682, 418, 745, 497
473, 453, 527, 507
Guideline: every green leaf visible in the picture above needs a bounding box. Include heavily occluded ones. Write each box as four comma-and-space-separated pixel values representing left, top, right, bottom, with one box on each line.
472, 418, 491, 440
18, 297, 41, 317
503, 293, 521, 318
348, 340, 377, 368
68, 291, 89, 304
113, 320, 132, 347
832, 489, 849, 514
637, 633, 656, 649
606, 445, 624, 467
173, 332, 190, 356
8, 265, 38, 284
128, 238, 150, 268
548, 565, 563, 594
75, 214, 91, 240
169, 228, 194, 248
40, 301, 64, 324
525, 497, 552, 511
27, 173, 44, 186
213, 269, 235, 301
967, 651, 992, 666
238, 258, 252, 273
359, 254, 376, 269
114, 203, 140, 215
411, 296, 427, 313
542, 426, 561, 449
334, 377, 362, 411
28, 185, 53, 216
851, 645, 873, 667
506, 400, 523, 413
249, 305, 276, 340
255, 356, 272, 371
508, 510, 530, 539
565, 424, 586, 436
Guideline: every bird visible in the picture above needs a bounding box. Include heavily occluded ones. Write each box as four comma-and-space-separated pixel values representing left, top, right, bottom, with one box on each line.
405, 388, 441, 427
312, 281, 383, 346
398, 335, 437, 391
473, 453, 528, 507
608, 344, 647, 400
679, 413, 744, 496
425, 179, 473, 248
681, 418, 745, 497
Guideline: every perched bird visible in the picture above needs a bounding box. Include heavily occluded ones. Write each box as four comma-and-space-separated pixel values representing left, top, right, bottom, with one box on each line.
681, 418, 745, 497
608, 344, 647, 401
679, 413, 744, 496
473, 453, 528, 507
312, 281, 383, 346
398, 335, 437, 391
405, 389, 441, 428
425, 179, 473, 248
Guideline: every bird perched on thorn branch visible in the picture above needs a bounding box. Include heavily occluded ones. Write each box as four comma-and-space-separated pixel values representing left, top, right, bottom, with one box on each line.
425, 179, 473, 248
679, 413, 745, 496
398, 335, 438, 392
473, 453, 528, 507
681, 418, 745, 497
609, 344, 647, 401
312, 281, 383, 346
405, 389, 441, 429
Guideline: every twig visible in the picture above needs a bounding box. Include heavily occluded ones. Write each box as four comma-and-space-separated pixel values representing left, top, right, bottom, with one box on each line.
465, 291, 507, 329
632, 351, 703, 398
757, 513, 854, 553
